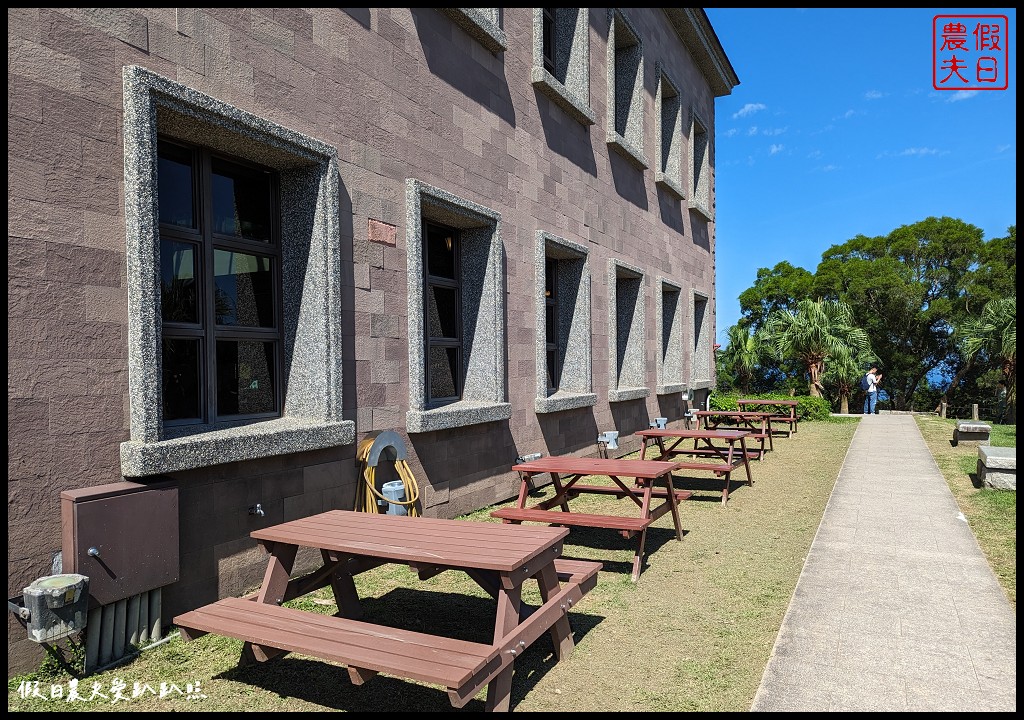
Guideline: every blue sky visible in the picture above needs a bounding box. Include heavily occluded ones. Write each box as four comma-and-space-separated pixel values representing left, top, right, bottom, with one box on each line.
704, 8, 1017, 346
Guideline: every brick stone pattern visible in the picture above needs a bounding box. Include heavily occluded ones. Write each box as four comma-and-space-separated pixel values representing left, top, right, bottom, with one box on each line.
7, 8, 726, 674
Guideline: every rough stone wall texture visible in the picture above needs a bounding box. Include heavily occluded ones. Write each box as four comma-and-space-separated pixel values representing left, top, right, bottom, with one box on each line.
7, 7, 718, 674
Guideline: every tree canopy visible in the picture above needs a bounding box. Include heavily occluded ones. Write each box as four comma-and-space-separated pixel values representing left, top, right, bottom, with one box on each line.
725, 217, 1015, 412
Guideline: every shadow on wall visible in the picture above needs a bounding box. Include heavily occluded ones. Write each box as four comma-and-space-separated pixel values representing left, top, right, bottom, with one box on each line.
406, 420, 519, 513
656, 392, 686, 424
610, 397, 651, 439
657, 184, 684, 234
410, 7, 517, 128
691, 219, 710, 251
537, 406, 600, 457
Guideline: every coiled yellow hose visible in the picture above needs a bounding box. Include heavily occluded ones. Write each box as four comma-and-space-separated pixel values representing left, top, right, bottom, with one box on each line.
354, 437, 420, 516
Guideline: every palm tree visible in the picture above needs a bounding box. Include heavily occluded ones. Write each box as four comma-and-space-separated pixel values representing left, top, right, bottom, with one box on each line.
759, 299, 871, 397
957, 296, 1016, 422
720, 324, 762, 393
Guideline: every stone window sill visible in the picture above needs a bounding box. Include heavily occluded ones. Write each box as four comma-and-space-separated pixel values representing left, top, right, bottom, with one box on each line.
609, 387, 650, 403
120, 417, 355, 477
407, 400, 512, 433
535, 391, 598, 414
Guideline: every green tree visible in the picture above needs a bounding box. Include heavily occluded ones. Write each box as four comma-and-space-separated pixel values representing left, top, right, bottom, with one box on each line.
719, 324, 763, 394
957, 296, 1017, 422
737, 261, 815, 332
813, 217, 986, 410
760, 299, 871, 397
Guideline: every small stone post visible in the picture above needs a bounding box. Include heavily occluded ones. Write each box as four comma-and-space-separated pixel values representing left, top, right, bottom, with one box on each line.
972, 404, 979, 420
940, 401, 947, 418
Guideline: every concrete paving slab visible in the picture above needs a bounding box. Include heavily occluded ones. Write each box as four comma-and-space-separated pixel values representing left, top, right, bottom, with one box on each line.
751, 414, 1016, 712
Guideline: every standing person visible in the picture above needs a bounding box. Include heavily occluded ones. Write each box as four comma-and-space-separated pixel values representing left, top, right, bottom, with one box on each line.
874, 372, 884, 414
996, 380, 1008, 424
862, 366, 879, 415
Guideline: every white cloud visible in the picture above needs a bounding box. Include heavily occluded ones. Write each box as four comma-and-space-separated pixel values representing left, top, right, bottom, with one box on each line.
807, 149, 822, 159
996, 144, 1011, 153
747, 126, 759, 136
722, 128, 738, 137
769, 144, 784, 155
865, 90, 884, 99
899, 147, 940, 156
732, 103, 766, 119
821, 164, 839, 172
946, 90, 978, 102
762, 127, 788, 136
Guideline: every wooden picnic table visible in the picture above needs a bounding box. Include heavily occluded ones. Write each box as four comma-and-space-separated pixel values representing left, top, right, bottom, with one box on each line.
491, 456, 691, 582
637, 428, 755, 504
736, 398, 799, 436
173, 510, 600, 712
691, 410, 775, 460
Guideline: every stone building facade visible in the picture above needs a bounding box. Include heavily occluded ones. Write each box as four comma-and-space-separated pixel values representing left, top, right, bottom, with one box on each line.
7, 7, 738, 673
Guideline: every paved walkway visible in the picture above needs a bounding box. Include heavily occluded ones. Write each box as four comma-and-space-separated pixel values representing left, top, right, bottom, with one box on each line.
751, 414, 1016, 712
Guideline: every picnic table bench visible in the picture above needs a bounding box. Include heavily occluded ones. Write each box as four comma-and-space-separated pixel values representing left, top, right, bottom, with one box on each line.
637, 428, 754, 504
174, 510, 600, 712
691, 410, 775, 460
492, 456, 690, 581
736, 399, 799, 436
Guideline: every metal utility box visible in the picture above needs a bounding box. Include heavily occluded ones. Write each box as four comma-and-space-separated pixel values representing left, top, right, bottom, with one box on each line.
61, 479, 179, 607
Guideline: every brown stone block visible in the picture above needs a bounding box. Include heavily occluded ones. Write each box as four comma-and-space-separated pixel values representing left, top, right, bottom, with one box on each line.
261, 467, 305, 501
45, 243, 121, 287
303, 460, 349, 492
368, 218, 397, 246
9, 278, 86, 321
47, 394, 122, 435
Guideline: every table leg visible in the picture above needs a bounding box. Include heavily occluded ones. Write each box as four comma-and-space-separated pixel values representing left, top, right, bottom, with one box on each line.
766, 419, 775, 451
244, 541, 298, 664
631, 484, 654, 581
739, 437, 754, 486
485, 583, 523, 712
535, 563, 574, 660
661, 471, 684, 541
322, 550, 362, 619
551, 472, 571, 513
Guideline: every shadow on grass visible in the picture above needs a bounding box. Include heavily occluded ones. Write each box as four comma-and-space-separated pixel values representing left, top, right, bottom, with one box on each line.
557, 526, 683, 578
668, 473, 750, 501
213, 587, 604, 712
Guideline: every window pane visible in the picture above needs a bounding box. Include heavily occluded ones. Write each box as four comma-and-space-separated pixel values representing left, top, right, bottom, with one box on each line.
545, 259, 556, 298
547, 349, 559, 390
158, 142, 195, 229
216, 340, 277, 416
211, 156, 272, 242
162, 338, 201, 421
426, 223, 457, 279
213, 250, 275, 327
160, 240, 198, 324
428, 346, 459, 400
546, 303, 559, 344
427, 285, 459, 339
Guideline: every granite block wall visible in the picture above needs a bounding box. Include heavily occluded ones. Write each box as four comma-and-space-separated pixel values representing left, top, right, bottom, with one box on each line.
7, 7, 728, 674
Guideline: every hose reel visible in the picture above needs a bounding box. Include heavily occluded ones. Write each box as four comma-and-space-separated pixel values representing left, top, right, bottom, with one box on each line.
354, 431, 420, 517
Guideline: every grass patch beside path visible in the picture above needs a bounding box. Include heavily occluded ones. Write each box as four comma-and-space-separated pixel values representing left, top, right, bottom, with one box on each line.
913, 415, 1016, 608
9, 421, 858, 713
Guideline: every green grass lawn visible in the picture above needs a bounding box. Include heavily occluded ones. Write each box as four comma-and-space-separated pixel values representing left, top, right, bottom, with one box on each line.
913, 415, 1016, 607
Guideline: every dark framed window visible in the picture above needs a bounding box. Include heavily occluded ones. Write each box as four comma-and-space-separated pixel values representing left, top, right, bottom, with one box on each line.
157, 138, 283, 426
542, 8, 556, 75
545, 259, 560, 391
423, 220, 462, 404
